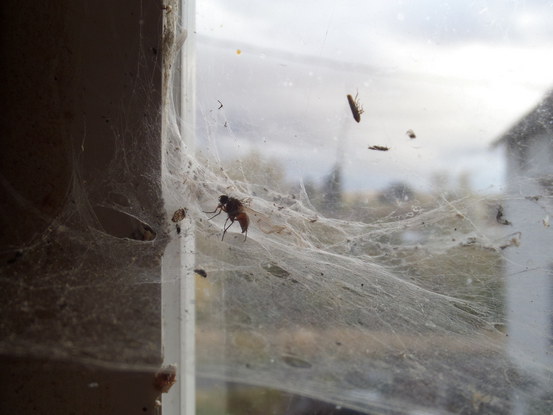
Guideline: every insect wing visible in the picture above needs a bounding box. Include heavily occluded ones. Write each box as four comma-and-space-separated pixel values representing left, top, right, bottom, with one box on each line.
243, 206, 288, 235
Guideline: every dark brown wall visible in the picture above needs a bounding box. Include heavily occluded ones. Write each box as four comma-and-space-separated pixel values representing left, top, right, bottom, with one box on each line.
1, 0, 166, 413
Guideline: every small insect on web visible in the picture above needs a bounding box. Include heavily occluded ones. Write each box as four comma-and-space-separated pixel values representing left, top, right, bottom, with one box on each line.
203, 195, 249, 241
368, 145, 390, 151
171, 207, 187, 234
347, 92, 364, 123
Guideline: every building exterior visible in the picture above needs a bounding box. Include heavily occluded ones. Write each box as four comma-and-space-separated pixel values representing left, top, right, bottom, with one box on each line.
495, 90, 553, 413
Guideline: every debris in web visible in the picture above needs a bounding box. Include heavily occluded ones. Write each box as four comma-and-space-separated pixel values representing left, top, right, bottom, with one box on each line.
172, 208, 187, 223
194, 269, 208, 278
495, 205, 512, 225
368, 145, 390, 151
153, 364, 177, 393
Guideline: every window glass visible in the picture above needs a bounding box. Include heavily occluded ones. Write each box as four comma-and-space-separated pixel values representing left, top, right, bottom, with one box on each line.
194, 1, 553, 413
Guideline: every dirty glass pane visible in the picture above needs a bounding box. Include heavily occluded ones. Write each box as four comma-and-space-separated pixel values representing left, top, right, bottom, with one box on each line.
193, 1, 553, 414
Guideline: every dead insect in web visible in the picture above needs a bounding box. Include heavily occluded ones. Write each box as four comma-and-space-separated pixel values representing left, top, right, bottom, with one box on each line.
203, 195, 249, 241
172, 208, 187, 223
153, 365, 177, 393
172, 208, 187, 234
347, 93, 364, 123
368, 145, 390, 151
194, 269, 207, 278
406, 129, 416, 139
496, 205, 512, 226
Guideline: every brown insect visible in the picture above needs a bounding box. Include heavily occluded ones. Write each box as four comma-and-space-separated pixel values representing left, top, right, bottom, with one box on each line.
204, 195, 249, 241
172, 207, 187, 234
368, 145, 390, 151
406, 129, 416, 139
347, 93, 364, 123
172, 208, 187, 223
153, 365, 177, 393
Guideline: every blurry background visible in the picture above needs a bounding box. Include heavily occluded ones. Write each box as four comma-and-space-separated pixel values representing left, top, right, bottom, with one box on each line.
193, 1, 553, 414
196, 0, 553, 194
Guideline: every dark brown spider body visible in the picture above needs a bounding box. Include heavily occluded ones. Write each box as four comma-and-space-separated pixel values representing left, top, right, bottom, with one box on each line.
204, 195, 249, 241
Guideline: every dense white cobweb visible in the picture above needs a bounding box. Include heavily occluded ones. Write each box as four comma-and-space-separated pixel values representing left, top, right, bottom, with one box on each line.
180, 40, 553, 415
180, 155, 520, 413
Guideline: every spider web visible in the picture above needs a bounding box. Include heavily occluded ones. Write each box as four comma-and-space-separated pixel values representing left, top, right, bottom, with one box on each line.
188, 165, 537, 414
188, 3, 553, 413
1, 1, 552, 414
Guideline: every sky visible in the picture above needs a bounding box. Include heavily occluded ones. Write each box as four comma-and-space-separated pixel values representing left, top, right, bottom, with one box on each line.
195, 0, 553, 193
